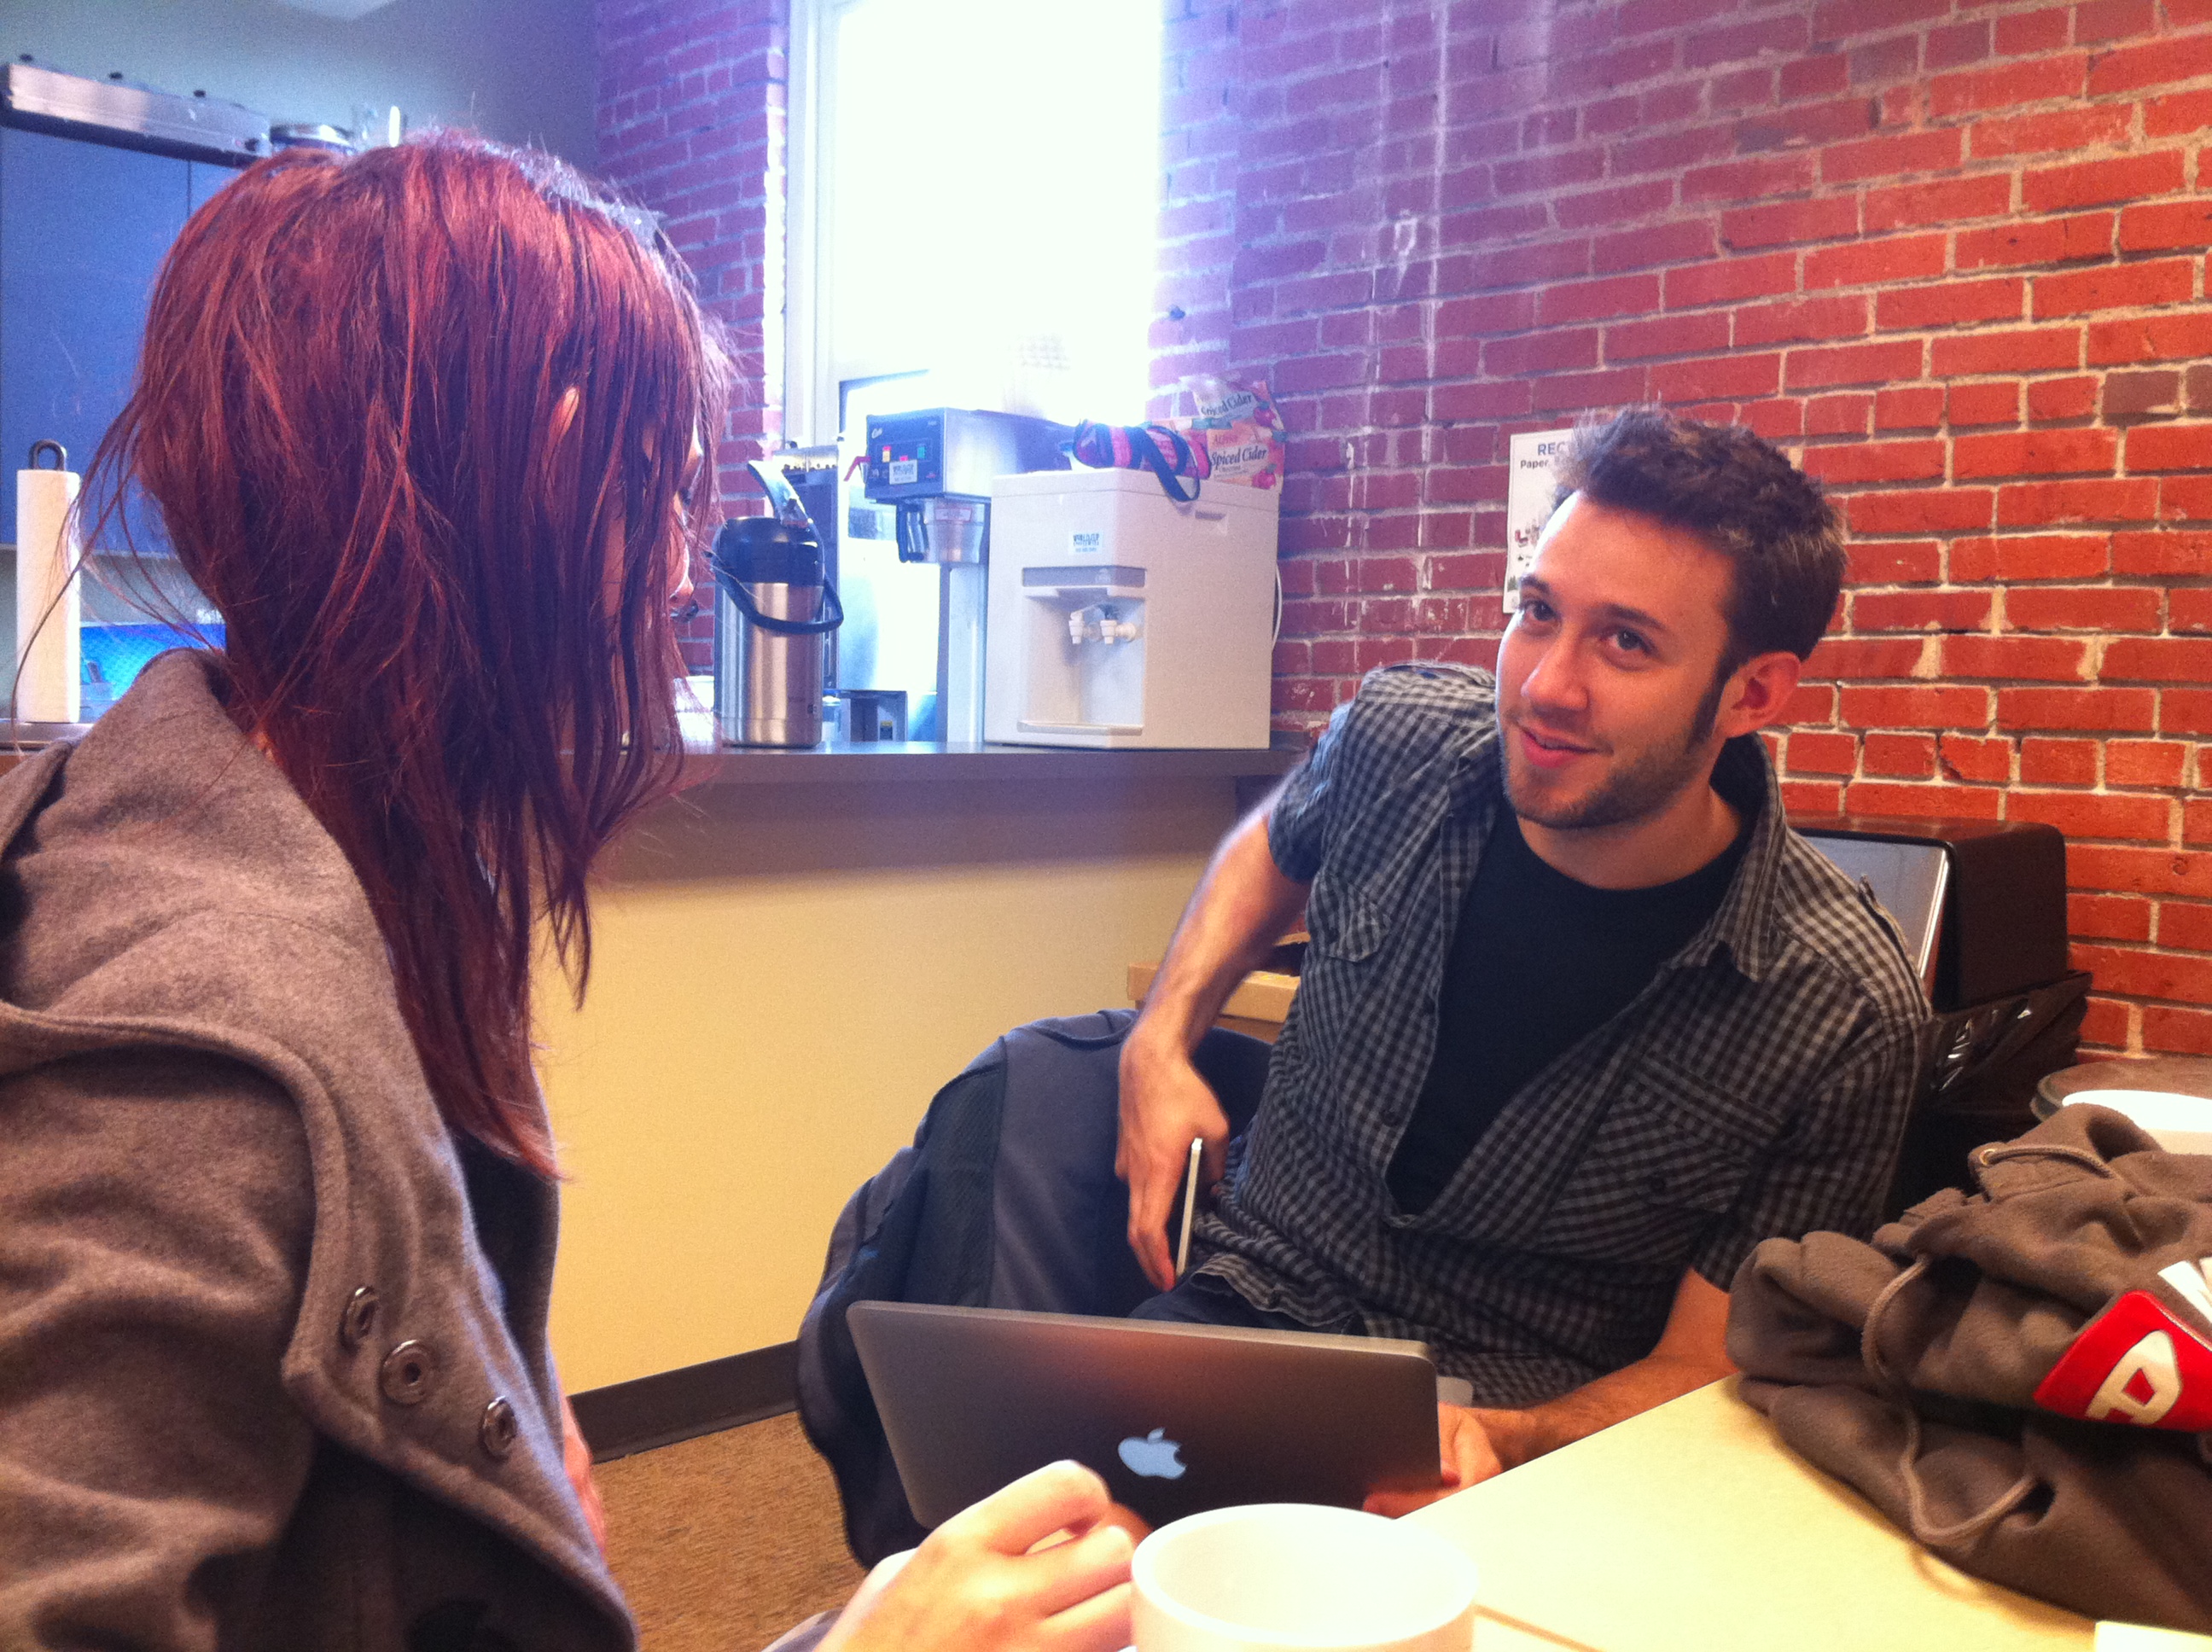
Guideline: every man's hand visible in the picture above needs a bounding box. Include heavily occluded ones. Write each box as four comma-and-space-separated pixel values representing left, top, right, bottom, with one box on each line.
819, 1460, 1133, 1652
1112, 784, 1309, 1293
1364, 1405, 1525, 1517
1115, 1032, 1231, 1293
1365, 1272, 1738, 1519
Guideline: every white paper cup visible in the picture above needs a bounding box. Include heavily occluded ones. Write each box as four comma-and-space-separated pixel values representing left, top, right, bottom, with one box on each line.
1132, 1503, 1479, 1652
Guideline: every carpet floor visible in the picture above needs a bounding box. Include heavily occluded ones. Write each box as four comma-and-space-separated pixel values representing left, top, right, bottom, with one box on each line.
597, 1411, 866, 1652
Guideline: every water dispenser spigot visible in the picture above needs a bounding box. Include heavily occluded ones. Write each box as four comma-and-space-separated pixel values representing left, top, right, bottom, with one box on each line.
1068, 603, 1143, 645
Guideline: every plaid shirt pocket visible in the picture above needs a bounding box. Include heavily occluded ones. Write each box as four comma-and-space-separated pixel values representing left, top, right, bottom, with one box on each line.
1305, 866, 1388, 963
1530, 1054, 1773, 1266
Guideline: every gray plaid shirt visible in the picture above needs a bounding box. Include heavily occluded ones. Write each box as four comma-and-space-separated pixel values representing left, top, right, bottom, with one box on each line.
1193, 662, 1928, 1406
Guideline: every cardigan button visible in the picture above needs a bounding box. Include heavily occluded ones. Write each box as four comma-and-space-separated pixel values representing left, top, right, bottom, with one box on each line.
340, 1286, 381, 1350
480, 1397, 519, 1459
381, 1340, 439, 1405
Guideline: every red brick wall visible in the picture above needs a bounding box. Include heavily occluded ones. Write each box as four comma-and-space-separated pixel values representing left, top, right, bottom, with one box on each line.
597, 0, 789, 670
596, 0, 2212, 1056
1155, 0, 2212, 1057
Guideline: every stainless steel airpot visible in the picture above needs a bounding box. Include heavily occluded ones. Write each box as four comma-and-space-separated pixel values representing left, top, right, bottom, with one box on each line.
709, 462, 843, 747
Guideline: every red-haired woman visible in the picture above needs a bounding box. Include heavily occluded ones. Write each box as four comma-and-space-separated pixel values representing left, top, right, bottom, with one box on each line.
0, 137, 1130, 1651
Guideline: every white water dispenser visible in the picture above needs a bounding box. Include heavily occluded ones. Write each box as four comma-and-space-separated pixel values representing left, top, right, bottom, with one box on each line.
984, 468, 1280, 749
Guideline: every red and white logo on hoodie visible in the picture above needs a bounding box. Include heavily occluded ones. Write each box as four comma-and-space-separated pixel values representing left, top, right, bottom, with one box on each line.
2034, 1259, 2212, 1430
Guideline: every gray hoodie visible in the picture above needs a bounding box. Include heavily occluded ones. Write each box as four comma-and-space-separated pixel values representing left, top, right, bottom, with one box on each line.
0, 651, 632, 1649
1728, 1102, 2212, 1633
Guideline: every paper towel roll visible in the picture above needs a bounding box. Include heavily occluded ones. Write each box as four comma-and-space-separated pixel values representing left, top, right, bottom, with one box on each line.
15, 457, 83, 724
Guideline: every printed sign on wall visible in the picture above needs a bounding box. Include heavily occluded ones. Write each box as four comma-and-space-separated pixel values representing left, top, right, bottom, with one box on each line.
1505, 429, 1575, 612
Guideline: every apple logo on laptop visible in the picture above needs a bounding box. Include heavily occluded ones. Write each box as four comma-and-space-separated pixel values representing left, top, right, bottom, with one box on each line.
1118, 1428, 1186, 1480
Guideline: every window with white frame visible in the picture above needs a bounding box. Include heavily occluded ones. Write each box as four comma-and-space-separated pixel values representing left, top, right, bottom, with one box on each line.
785, 0, 1163, 445
783, 0, 1162, 738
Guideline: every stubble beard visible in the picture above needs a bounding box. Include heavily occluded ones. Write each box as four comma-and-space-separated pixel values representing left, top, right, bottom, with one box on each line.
1499, 693, 1721, 834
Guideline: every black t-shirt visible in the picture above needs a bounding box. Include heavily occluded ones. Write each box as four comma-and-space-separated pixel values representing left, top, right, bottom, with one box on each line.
1384, 802, 1751, 1214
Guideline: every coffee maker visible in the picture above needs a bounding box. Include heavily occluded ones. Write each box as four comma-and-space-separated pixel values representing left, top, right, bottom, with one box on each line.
861, 408, 1068, 743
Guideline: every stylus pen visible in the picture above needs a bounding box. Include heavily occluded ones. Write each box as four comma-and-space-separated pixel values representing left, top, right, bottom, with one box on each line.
1175, 1137, 1202, 1282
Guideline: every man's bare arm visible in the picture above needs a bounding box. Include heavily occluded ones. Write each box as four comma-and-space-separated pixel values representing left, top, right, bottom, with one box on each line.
1117, 778, 1311, 1292
1365, 1268, 1738, 1516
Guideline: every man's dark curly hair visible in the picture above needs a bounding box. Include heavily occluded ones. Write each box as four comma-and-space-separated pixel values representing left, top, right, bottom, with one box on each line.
1554, 407, 1844, 671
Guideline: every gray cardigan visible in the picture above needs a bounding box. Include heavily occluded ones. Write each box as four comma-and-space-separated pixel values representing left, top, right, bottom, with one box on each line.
0, 652, 632, 1649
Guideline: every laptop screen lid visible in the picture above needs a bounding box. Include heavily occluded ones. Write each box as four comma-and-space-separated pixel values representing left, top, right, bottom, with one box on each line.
847, 1301, 1441, 1529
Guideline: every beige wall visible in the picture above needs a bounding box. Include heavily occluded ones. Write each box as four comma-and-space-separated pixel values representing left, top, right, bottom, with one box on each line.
538, 774, 1235, 1393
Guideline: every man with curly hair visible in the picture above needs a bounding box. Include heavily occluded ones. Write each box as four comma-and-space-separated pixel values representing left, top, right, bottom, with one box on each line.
1116, 407, 1928, 1510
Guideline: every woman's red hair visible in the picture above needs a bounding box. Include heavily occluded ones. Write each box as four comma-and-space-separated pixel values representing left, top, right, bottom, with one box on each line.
90, 135, 725, 1175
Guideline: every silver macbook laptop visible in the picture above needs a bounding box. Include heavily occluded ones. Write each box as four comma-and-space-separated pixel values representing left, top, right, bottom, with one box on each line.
847, 1301, 1442, 1529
